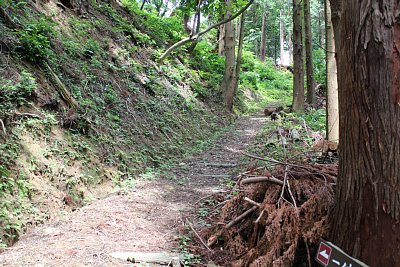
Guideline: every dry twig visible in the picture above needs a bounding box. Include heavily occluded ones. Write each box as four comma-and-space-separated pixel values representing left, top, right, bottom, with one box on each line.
243, 197, 261, 208
186, 219, 212, 252
225, 206, 258, 229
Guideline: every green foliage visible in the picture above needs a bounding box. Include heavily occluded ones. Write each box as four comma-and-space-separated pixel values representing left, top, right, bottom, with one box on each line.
0, 70, 37, 115
294, 108, 326, 132
0, 140, 33, 248
313, 48, 326, 85
237, 54, 293, 113
82, 38, 104, 59
121, 0, 184, 46
179, 235, 201, 266
16, 17, 55, 62
192, 41, 224, 74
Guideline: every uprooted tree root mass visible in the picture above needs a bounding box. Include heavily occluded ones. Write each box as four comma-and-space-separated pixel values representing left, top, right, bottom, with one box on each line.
202, 162, 337, 266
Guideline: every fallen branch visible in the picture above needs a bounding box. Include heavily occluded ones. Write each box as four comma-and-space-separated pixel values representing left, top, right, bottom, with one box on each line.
243, 197, 261, 208
254, 209, 265, 224
0, 7, 21, 29
0, 119, 6, 136
186, 219, 212, 252
241, 176, 284, 186
43, 62, 79, 109
158, 0, 254, 63
241, 151, 302, 168
225, 206, 258, 229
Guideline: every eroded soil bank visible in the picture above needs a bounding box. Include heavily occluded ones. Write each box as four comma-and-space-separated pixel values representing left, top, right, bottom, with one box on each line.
0, 112, 267, 267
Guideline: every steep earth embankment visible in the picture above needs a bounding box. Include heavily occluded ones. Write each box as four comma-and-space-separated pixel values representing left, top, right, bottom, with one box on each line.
0, 112, 267, 266
0, 0, 230, 248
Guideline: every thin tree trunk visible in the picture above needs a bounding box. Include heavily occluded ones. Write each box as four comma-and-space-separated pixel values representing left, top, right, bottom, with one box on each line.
140, 0, 146, 10
330, 1, 400, 265
273, 28, 277, 64
260, 12, 267, 62
279, 10, 285, 65
325, 0, 338, 143
234, 12, 246, 95
292, 0, 304, 111
220, 0, 236, 112
319, 9, 325, 47
304, 0, 315, 105
188, 0, 202, 54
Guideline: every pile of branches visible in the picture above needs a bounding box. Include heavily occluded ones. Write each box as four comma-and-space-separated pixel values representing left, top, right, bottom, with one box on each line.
203, 154, 337, 266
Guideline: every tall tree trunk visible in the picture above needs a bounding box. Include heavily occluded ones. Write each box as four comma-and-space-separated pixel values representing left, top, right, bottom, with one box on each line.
260, 12, 267, 62
325, 0, 339, 143
319, 9, 325, 47
220, 0, 236, 112
292, 0, 304, 111
188, 0, 202, 54
279, 10, 285, 65
304, 0, 315, 105
330, 1, 400, 266
273, 28, 277, 64
218, 24, 225, 56
233, 12, 245, 94
288, 31, 293, 65
183, 14, 191, 34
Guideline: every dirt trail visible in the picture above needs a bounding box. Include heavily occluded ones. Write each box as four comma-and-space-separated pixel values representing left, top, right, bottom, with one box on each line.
0, 112, 267, 267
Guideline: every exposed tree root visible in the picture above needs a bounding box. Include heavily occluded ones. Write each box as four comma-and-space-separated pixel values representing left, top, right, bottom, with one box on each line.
204, 162, 337, 266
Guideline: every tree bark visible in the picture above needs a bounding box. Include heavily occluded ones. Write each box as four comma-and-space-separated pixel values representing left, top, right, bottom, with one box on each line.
330, 1, 400, 266
183, 14, 192, 34
220, 0, 236, 112
218, 24, 225, 56
260, 12, 267, 62
325, 0, 339, 143
292, 0, 304, 111
279, 10, 285, 65
288, 30, 293, 65
304, 0, 315, 105
188, 0, 202, 54
233, 12, 245, 95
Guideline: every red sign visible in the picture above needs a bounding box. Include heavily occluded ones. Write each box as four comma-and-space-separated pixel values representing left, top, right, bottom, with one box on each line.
316, 242, 332, 265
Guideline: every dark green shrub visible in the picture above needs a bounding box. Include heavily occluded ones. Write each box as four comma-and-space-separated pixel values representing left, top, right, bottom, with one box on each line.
16, 17, 55, 62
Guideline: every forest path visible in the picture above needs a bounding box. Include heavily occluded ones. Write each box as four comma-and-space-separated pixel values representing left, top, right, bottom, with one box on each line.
0, 111, 268, 267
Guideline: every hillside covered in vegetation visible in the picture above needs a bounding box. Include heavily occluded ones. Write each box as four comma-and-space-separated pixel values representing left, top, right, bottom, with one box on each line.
0, 0, 292, 248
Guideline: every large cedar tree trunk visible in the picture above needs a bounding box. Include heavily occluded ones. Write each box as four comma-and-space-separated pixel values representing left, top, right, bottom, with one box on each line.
220, 0, 236, 112
330, 1, 400, 265
304, 0, 315, 105
325, 0, 339, 143
292, 0, 304, 111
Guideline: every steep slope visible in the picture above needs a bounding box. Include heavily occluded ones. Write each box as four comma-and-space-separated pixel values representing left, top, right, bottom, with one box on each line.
0, 0, 229, 247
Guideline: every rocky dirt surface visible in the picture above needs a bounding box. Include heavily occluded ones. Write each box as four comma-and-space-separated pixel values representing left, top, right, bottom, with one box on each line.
0, 112, 267, 267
